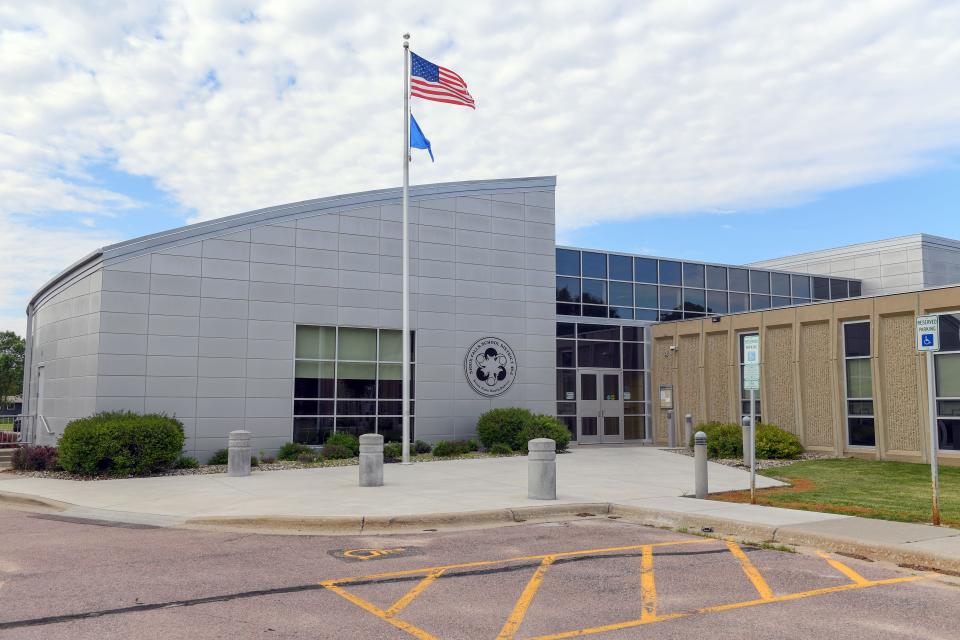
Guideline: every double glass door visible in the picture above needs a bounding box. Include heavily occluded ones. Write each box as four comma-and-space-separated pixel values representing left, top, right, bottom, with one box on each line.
577, 369, 623, 444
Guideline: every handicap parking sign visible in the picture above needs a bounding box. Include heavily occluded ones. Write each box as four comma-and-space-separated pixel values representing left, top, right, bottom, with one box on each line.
922, 334, 935, 347
916, 315, 939, 352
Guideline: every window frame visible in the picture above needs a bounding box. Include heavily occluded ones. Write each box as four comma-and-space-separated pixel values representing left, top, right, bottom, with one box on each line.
933, 311, 960, 452
842, 320, 875, 448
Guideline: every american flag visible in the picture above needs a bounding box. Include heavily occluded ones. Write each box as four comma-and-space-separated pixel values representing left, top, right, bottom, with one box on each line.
410, 52, 475, 109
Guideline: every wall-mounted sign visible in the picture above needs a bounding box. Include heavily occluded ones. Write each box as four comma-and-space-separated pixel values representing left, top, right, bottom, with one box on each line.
659, 385, 673, 409
464, 337, 518, 397
565, 391, 575, 400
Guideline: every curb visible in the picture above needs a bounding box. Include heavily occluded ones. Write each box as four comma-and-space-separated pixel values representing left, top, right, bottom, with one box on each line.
0, 489, 68, 512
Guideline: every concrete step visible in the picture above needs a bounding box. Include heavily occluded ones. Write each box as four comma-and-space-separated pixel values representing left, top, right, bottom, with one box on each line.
0, 447, 15, 470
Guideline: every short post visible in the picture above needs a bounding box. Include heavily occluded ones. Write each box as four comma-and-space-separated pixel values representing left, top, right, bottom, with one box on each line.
227, 430, 252, 477
694, 431, 708, 499
741, 415, 752, 467
359, 433, 384, 487
528, 438, 556, 500
667, 410, 675, 448
684, 413, 693, 448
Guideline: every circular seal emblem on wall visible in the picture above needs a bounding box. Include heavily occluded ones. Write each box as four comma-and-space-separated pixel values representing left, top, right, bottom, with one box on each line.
464, 337, 518, 397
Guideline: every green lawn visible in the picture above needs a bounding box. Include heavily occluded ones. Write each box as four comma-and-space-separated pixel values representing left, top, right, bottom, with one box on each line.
710, 458, 960, 528
0, 420, 13, 431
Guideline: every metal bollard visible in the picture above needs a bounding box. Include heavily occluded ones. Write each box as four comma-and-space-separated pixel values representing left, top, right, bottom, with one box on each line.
667, 410, 675, 448
741, 415, 752, 466
527, 438, 557, 500
684, 413, 693, 448
228, 430, 252, 477
694, 431, 708, 499
359, 433, 384, 487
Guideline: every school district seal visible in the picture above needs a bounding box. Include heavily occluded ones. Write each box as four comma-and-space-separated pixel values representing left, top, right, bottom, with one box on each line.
464, 337, 518, 397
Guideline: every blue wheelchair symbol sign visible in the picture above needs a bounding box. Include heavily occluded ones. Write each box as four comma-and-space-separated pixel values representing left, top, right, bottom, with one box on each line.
921, 334, 935, 347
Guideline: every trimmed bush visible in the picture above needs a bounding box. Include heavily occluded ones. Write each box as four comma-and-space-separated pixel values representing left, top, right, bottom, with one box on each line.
175, 456, 199, 469
277, 442, 314, 461
384, 442, 403, 461
756, 423, 804, 459
690, 421, 803, 460
431, 440, 471, 457
207, 449, 229, 465
515, 415, 571, 453
476, 408, 535, 450
322, 443, 354, 460
489, 443, 513, 455
12, 445, 60, 471
466, 438, 479, 452
58, 412, 184, 476
326, 432, 360, 456
414, 439, 432, 454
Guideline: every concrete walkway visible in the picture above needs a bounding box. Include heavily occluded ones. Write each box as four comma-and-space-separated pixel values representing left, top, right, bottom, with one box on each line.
2, 446, 959, 573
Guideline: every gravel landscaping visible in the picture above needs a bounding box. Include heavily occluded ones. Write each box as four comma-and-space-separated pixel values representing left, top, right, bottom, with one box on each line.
663, 447, 835, 471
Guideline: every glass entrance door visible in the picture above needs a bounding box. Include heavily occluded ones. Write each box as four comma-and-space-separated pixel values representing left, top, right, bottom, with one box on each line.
577, 370, 624, 444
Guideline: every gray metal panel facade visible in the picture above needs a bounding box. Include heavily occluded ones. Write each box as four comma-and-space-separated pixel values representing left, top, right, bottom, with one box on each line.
25, 177, 557, 459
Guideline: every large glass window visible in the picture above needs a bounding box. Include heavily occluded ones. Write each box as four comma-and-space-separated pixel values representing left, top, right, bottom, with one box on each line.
609, 255, 633, 281
706, 291, 728, 314
729, 292, 749, 313
936, 314, 960, 451
812, 277, 830, 300
750, 270, 770, 294
830, 279, 849, 300
635, 284, 658, 309
659, 261, 682, 286
609, 281, 633, 307
556, 276, 581, 303
556, 249, 580, 276
706, 265, 727, 290
582, 279, 606, 304
791, 275, 811, 298
771, 273, 791, 297
728, 268, 749, 292
582, 252, 607, 278
294, 326, 415, 445
683, 288, 706, 313
659, 285, 682, 311
843, 321, 874, 447
683, 263, 705, 288
634, 258, 658, 283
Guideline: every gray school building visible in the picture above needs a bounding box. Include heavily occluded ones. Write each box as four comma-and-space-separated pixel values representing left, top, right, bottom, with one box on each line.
19, 176, 960, 463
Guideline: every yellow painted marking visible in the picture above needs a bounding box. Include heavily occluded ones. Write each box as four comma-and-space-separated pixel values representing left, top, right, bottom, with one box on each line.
325, 538, 713, 587
496, 556, 557, 640
385, 569, 445, 617
816, 551, 870, 585
639, 545, 656, 622
321, 581, 439, 640
527, 576, 923, 640
726, 541, 774, 600
343, 547, 408, 561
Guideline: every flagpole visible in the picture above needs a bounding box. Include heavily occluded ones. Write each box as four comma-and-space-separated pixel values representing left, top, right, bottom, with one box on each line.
401, 33, 412, 465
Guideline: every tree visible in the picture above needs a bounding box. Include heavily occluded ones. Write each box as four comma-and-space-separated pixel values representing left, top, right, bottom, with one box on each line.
0, 331, 25, 406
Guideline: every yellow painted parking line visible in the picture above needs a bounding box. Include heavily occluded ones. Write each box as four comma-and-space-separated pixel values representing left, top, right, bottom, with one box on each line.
496, 555, 557, 640
816, 551, 870, 585
639, 545, 656, 622
385, 569, 446, 617
726, 541, 774, 600
528, 576, 924, 640
321, 581, 439, 640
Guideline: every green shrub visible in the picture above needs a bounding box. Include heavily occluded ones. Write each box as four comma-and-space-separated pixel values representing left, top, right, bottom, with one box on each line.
489, 443, 513, 455
689, 422, 743, 458
58, 412, 185, 476
756, 423, 804, 459
515, 415, 571, 453
296, 451, 320, 463
431, 440, 471, 457
466, 438, 479, 452
690, 421, 803, 460
322, 443, 354, 460
277, 442, 314, 461
12, 445, 60, 471
414, 440, 432, 454
259, 450, 276, 464
384, 442, 403, 461
175, 456, 199, 469
325, 432, 360, 456
207, 449, 229, 465
476, 408, 535, 449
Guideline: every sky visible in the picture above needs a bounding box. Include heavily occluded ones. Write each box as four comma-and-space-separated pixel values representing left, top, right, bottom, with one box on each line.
2, 0, 960, 335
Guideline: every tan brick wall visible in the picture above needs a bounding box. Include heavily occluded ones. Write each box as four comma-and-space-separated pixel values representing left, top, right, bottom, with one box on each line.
704, 332, 731, 422
878, 313, 921, 453
652, 335, 676, 442
678, 334, 701, 428
764, 325, 797, 434
799, 321, 835, 449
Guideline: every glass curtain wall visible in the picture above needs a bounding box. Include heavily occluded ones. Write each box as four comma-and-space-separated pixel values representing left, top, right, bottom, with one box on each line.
555, 248, 851, 322
843, 321, 875, 447
294, 326, 415, 445
935, 313, 960, 451
556, 322, 648, 441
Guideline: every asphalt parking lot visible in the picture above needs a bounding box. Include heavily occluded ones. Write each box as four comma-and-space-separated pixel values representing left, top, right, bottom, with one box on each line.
1, 506, 958, 639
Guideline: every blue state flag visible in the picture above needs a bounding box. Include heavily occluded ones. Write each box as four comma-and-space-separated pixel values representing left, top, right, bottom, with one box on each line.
410, 113, 434, 162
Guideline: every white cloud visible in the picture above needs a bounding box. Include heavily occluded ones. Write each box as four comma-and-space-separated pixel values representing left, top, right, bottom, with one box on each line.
2, 0, 960, 332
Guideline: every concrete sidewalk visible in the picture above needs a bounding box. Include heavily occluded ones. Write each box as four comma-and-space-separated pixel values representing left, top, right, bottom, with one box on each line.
2, 446, 959, 573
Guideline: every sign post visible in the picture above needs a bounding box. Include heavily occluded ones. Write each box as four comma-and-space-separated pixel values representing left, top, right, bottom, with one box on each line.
742, 335, 760, 505
916, 315, 941, 525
